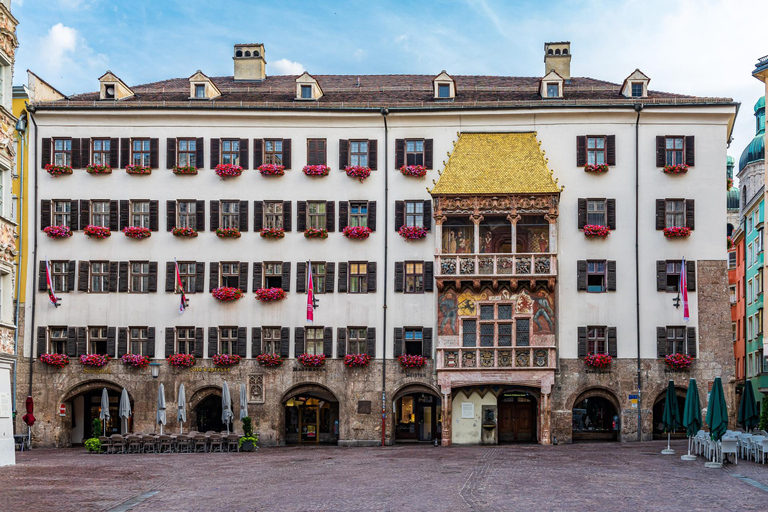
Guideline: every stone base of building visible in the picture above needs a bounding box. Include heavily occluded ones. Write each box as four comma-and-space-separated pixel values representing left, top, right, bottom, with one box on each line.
0, 357, 15, 466
338, 439, 382, 447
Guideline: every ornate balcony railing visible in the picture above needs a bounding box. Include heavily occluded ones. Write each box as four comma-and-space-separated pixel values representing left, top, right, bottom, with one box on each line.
437, 346, 556, 370
437, 253, 556, 277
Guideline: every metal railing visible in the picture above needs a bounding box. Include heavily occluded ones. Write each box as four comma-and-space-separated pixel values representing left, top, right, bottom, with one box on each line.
437, 253, 556, 277
437, 346, 557, 370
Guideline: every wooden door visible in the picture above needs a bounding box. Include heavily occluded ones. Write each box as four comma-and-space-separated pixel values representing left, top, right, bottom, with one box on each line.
498, 401, 515, 442
515, 400, 535, 442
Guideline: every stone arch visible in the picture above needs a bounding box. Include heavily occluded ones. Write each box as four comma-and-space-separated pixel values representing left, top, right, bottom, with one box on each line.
547, 49, 554, 55
567, 386, 620, 412
651, 385, 688, 438
562, 48, 568, 55
392, 383, 441, 403
188, 385, 223, 411
280, 382, 340, 404
59, 379, 134, 447
61, 378, 132, 404
555, 49, 561, 55
235, 49, 243, 57
244, 50, 251, 57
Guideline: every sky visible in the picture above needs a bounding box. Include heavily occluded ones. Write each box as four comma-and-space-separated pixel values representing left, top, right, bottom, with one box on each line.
11, 0, 768, 163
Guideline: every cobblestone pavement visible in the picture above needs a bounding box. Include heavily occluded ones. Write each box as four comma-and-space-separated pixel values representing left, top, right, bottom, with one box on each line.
3, 440, 768, 511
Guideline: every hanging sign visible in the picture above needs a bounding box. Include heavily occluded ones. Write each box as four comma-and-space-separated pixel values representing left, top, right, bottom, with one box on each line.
59, 404, 66, 416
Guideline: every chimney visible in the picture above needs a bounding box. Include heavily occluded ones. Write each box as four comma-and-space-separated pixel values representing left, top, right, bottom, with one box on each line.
233, 44, 266, 82
544, 42, 571, 81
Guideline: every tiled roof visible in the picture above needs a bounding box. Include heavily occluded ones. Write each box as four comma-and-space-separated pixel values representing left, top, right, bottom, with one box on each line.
430, 132, 560, 195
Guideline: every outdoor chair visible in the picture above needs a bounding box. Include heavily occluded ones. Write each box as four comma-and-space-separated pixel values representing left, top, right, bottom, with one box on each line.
142, 435, 157, 453
209, 434, 224, 453
193, 434, 207, 453
98, 436, 111, 454
226, 434, 239, 452
158, 435, 173, 453
693, 431, 707, 455
749, 436, 765, 461
110, 434, 126, 454
737, 434, 753, 459
205, 431, 215, 435
720, 438, 738, 464
175, 435, 191, 453
757, 439, 768, 464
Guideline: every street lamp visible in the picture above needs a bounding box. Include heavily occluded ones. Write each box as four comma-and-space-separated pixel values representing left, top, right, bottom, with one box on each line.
149, 362, 161, 378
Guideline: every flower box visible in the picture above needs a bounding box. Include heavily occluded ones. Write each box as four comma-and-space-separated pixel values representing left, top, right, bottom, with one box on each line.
214, 164, 243, 178
663, 164, 688, 174
583, 225, 610, 238
727, 236, 733, 250
304, 228, 328, 239
213, 354, 242, 366
256, 353, 284, 367
398, 354, 426, 368
663, 226, 691, 238
216, 227, 241, 238
84, 225, 111, 239
80, 354, 111, 367
344, 354, 371, 368
123, 226, 151, 239
258, 164, 285, 176
44, 225, 73, 239
172, 227, 198, 237
345, 165, 371, 182
400, 165, 427, 177
45, 164, 73, 177
727, 178, 733, 190
166, 354, 196, 368
584, 353, 613, 368
40, 353, 69, 368
86, 164, 112, 174
125, 164, 152, 175
298, 354, 326, 367
173, 165, 198, 175
584, 164, 609, 173
302, 165, 330, 177
343, 225, 371, 239
665, 353, 693, 370
121, 354, 150, 369
255, 287, 287, 302
260, 228, 285, 239
398, 225, 428, 241
212, 286, 244, 301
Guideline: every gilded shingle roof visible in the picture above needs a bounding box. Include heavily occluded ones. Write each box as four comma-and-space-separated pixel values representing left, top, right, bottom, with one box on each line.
430, 132, 560, 195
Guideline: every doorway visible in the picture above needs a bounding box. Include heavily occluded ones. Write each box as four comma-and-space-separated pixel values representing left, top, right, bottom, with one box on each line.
195, 394, 225, 432
395, 393, 442, 442
284, 393, 339, 445
652, 389, 687, 439
498, 391, 537, 443
80, 389, 122, 441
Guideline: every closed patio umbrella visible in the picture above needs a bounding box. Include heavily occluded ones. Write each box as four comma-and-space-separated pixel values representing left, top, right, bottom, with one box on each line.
177, 383, 187, 434
157, 383, 167, 435
222, 381, 233, 435
681, 378, 702, 461
119, 388, 131, 434
100, 388, 110, 436
705, 377, 728, 467
661, 380, 681, 455
737, 380, 759, 432
240, 383, 247, 422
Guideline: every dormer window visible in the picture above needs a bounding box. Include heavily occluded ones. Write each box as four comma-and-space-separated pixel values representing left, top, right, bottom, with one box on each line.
631, 82, 643, 98
438, 84, 450, 98
547, 83, 559, 97
98, 71, 134, 100
103, 84, 115, 99
432, 71, 455, 100
621, 69, 650, 98
301, 85, 312, 99
188, 71, 221, 100
295, 72, 322, 100
195, 84, 205, 99
540, 70, 564, 99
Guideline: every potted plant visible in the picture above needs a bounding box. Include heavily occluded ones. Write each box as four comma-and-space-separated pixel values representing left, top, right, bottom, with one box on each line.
255, 287, 287, 302
663, 226, 691, 238
121, 353, 150, 369
125, 164, 152, 175
239, 416, 258, 452
345, 165, 371, 182
172, 227, 198, 237
583, 225, 610, 238
86, 164, 112, 174
84, 225, 111, 239
343, 225, 371, 240
45, 164, 73, 177
584, 353, 613, 368
214, 163, 243, 178
216, 227, 241, 238
260, 227, 285, 239
39, 353, 69, 368
584, 163, 609, 173
79, 354, 111, 367
397, 354, 426, 369
298, 354, 326, 367
213, 354, 242, 366
258, 164, 285, 176
399, 165, 427, 177
344, 354, 371, 368
173, 165, 198, 175
85, 418, 102, 453
303, 228, 328, 239
212, 287, 244, 301
398, 225, 428, 241
44, 225, 73, 239
256, 353, 283, 367
663, 164, 688, 174
166, 353, 196, 368
302, 165, 330, 177
123, 226, 152, 239
664, 353, 693, 370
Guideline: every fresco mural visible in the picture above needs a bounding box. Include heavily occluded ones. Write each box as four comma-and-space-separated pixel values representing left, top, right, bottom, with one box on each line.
442, 225, 474, 254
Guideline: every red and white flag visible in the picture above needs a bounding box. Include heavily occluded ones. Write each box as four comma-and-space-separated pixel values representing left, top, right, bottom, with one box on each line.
306, 260, 314, 324
45, 260, 60, 308
175, 259, 187, 314
680, 257, 689, 322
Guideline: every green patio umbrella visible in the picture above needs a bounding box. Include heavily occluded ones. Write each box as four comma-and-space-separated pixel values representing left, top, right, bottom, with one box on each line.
661, 380, 681, 454
737, 380, 759, 432
681, 378, 702, 460
705, 377, 728, 466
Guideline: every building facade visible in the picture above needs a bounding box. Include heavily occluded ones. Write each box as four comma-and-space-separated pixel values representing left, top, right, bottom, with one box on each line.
730, 224, 746, 390
18, 42, 737, 447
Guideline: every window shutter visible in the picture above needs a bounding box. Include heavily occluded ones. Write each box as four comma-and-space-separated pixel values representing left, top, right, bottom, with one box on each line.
368, 139, 378, 170
71, 138, 81, 169
253, 201, 263, 232
239, 138, 249, 169
238, 262, 248, 292
283, 201, 292, 231
253, 139, 262, 167
577, 327, 587, 357
422, 328, 433, 358
577, 198, 586, 229
339, 139, 349, 169
326, 201, 335, 232
308, 139, 327, 166
210, 138, 220, 168
66, 327, 77, 357
338, 262, 348, 293
149, 201, 159, 231
195, 262, 205, 293
196, 137, 204, 168
237, 327, 247, 358
395, 139, 405, 169
77, 327, 87, 357
656, 261, 667, 291
120, 138, 130, 168
78, 261, 90, 292
118, 261, 128, 292
607, 261, 617, 291
208, 327, 218, 358
252, 262, 263, 291
149, 138, 159, 168
685, 199, 695, 230
117, 328, 127, 358
423, 200, 432, 231
394, 328, 403, 358
37, 261, 46, 292
686, 260, 696, 292
576, 136, 586, 167
195, 200, 205, 231
686, 327, 697, 357
685, 136, 695, 167
296, 262, 307, 293
67, 260, 76, 291
424, 139, 434, 169
297, 201, 307, 232
40, 200, 51, 230
166, 200, 176, 231
606, 198, 616, 230
280, 327, 290, 358
424, 262, 434, 292
367, 327, 376, 358
657, 327, 668, 357
367, 262, 377, 293
325, 263, 335, 293
607, 327, 617, 357
146, 327, 156, 358
107, 327, 116, 357
606, 135, 616, 166
194, 328, 204, 359
656, 136, 666, 167
577, 260, 587, 291
36, 327, 47, 357
209, 200, 220, 231
109, 138, 119, 168
70, 200, 79, 230
119, 200, 129, 230
281, 262, 291, 292
252, 327, 262, 358
239, 201, 249, 232
166, 138, 176, 169
394, 201, 405, 231
41, 138, 51, 167
368, 201, 377, 231
323, 327, 333, 358
80, 200, 90, 230
294, 327, 305, 356
81, 139, 90, 168
209, 262, 219, 292
656, 199, 666, 230
337, 328, 347, 358
109, 200, 119, 231
394, 262, 404, 292
338, 201, 348, 231
165, 327, 175, 357
148, 261, 158, 293
282, 139, 291, 169
165, 262, 175, 292
108, 262, 118, 292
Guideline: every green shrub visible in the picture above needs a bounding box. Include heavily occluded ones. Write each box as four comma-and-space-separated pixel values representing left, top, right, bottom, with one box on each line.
238, 435, 258, 448
759, 400, 768, 431
242, 416, 253, 437
92, 418, 102, 438
85, 438, 101, 453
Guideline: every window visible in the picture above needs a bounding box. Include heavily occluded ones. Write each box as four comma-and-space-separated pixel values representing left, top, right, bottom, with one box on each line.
49, 327, 67, 354
262, 327, 280, 354
665, 327, 686, 354
177, 262, 196, 293
748, 244, 754, 267
404, 262, 424, 293
665, 200, 685, 228
89, 326, 108, 354
665, 261, 682, 292
307, 201, 326, 229
301, 85, 312, 99
730, 285, 737, 304
349, 141, 368, 167
406, 140, 424, 166
264, 201, 283, 229
586, 137, 606, 165
462, 319, 476, 347
264, 262, 283, 289
92, 139, 111, 166
129, 327, 148, 355
221, 139, 240, 165
219, 327, 237, 355
748, 215, 754, 233
732, 322, 737, 342
130, 262, 149, 293
177, 201, 197, 229
130, 201, 150, 228
90, 261, 109, 293
195, 84, 205, 98
51, 261, 69, 292
728, 252, 737, 269
221, 262, 240, 288
90, 200, 110, 227
264, 140, 283, 165
176, 327, 195, 354
404, 328, 423, 355
665, 137, 684, 166
347, 328, 366, 354
516, 318, 530, 346
631, 82, 643, 97
349, 201, 368, 227
132, 139, 151, 166
221, 201, 239, 229
546, 83, 559, 97
587, 326, 607, 354
462, 304, 517, 347
349, 262, 368, 293
53, 201, 72, 227
587, 261, 606, 293
305, 327, 323, 355
587, 199, 606, 225
405, 201, 424, 227
438, 83, 450, 98
311, 262, 325, 294
53, 139, 72, 167
178, 139, 197, 167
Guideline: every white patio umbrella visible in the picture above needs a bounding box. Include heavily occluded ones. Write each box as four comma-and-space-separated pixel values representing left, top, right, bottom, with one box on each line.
99, 388, 110, 436
119, 388, 131, 434
222, 381, 233, 435
157, 383, 167, 435
239, 383, 248, 422
177, 383, 187, 434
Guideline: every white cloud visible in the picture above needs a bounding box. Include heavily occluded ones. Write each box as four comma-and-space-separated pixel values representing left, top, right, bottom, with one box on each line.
269, 58, 305, 75
39, 23, 78, 75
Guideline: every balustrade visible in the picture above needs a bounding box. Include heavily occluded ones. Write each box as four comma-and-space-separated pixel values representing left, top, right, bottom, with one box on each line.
437, 346, 556, 370
438, 253, 556, 277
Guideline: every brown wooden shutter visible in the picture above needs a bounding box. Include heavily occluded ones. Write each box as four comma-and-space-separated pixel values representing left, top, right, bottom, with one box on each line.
656, 261, 667, 291
195, 262, 205, 293
195, 200, 205, 231
109, 200, 119, 231
338, 201, 348, 231
194, 328, 204, 358
657, 327, 668, 357
146, 327, 156, 358
422, 328, 432, 358
339, 139, 349, 169
37, 261, 46, 291
253, 201, 263, 231
239, 138, 249, 169
253, 139, 262, 167
118, 261, 128, 292
337, 328, 347, 358
307, 139, 326, 166
166, 138, 176, 169
36, 326, 47, 357
577, 260, 587, 291
297, 201, 307, 232
366, 327, 376, 358
368, 201, 377, 231
78, 261, 90, 292
210, 138, 220, 168
71, 138, 81, 169
685, 199, 695, 230
367, 262, 377, 293
280, 327, 290, 358
209, 262, 219, 292
607, 261, 617, 291
239, 201, 249, 232
656, 136, 666, 167
325, 262, 335, 293
577, 198, 587, 229
165, 327, 175, 357
394, 328, 403, 357
40, 200, 51, 229
119, 200, 129, 230
166, 200, 176, 231
77, 327, 87, 356
237, 262, 248, 292
686, 327, 697, 357
196, 137, 204, 168
41, 138, 51, 167
395, 139, 405, 169
294, 327, 305, 356
656, 199, 666, 230
117, 328, 127, 358
424, 139, 434, 169
576, 136, 586, 167
237, 327, 247, 358
80, 138, 91, 167
252, 327, 262, 358
120, 138, 130, 168
394, 201, 405, 231
66, 327, 77, 357
148, 262, 158, 293
606, 135, 616, 166
281, 262, 291, 292
283, 201, 292, 231
106, 327, 116, 357
685, 136, 695, 167
326, 201, 335, 232
70, 200, 79, 230
577, 327, 587, 357
368, 139, 378, 170
686, 260, 696, 292
338, 262, 348, 293
282, 139, 291, 169
323, 327, 333, 358
109, 138, 119, 168
208, 328, 218, 358
149, 201, 159, 231
296, 262, 307, 293
607, 327, 617, 357
80, 200, 90, 229
108, 262, 118, 292
252, 262, 263, 291
424, 262, 434, 292
67, 260, 76, 291
394, 262, 404, 292
165, 262, 175, 292
606, 199, 616, 230
423, 200, 432, 231
149, 138, 159, 168
209, 200, 220, 231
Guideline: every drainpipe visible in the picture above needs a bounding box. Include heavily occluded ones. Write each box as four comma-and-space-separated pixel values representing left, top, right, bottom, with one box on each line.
27, 106, 38, 400
380, 108, 389, 446
12, 112, 27, 415
634, 103, 643, 442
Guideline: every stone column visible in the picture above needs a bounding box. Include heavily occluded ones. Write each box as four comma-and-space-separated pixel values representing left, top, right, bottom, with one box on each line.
435, 215, 446, 255
471, 214, 483, 255
540, 378, 553, 445
507, 214, 520, 254
441, 387, 452, 446
545, 213, 558, 254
